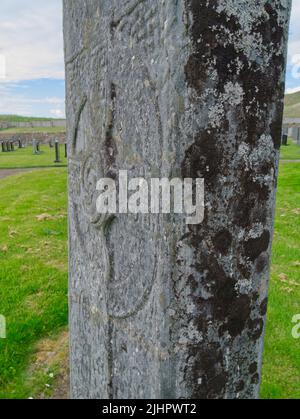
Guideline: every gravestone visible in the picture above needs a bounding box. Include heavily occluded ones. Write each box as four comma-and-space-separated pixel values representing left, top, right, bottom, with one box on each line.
282, 134, 288, 146
54, 140, 61, 163
18, 139, 22, 149
64, 0, 292, 399
291, 127, 299, 143
32, 139, 38, 155
282, 125, 289, 136
1, 142, 5, 153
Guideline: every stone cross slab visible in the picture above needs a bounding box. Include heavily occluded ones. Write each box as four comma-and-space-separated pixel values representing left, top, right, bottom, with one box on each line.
63, 0, 292, 399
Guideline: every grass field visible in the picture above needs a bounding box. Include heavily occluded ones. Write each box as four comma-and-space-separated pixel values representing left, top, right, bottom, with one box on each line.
0, 146, 67, 169
0, 127, 65, 135
280, 139, 300, 160
261, 163, 300, 399
0, 169, 68, 399
0, 115, 56, 123
0, 158, 299, 398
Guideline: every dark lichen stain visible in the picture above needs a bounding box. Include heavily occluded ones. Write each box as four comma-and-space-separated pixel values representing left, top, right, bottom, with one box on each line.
184, 0, 240, 94
184, 0, 285, 148
271, 98, 285, 150
248, 318, 264, 341
256, 253, 269, 273
259, 298, 269, 317
244, 231, 270, 261
249, 362, 258, 375
213, 229, 232, 255
251, 373, 260, 385
238, 262, 252, 280
233, 169, 272, 229
182, 0, 286, 398
187, 343, 228, 399
192, 255, 252, 339
181, 130, 223, 191
237, 381, 245, 392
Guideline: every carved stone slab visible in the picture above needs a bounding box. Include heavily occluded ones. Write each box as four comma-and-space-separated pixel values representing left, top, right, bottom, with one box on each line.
64, 0, 292, 399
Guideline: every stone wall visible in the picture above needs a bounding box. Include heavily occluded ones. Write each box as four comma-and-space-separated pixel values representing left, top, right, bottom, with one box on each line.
0, 119, 66, 130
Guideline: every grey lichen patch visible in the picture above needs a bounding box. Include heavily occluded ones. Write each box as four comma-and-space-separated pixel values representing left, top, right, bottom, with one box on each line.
184, 0, 290, 147
176, 0, 291, 399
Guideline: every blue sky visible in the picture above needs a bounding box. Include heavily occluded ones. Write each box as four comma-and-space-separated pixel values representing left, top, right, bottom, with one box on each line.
0, 1, 299, 118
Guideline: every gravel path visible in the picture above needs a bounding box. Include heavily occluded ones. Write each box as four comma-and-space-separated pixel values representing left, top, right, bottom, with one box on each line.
0, 168, 39, 180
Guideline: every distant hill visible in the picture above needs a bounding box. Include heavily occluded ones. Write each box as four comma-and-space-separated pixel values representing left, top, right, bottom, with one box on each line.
284, 91, 300, 118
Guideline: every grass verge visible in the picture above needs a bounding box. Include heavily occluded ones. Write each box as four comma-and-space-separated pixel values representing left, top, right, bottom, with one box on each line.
261, 163, 300, 399
0, 169, 68, 399
280, 139, 300, 160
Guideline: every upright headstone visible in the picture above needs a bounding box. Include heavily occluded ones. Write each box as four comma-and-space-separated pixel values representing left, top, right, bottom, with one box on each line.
10, 142, 14, 152
282, 134, 288, 146
64, 0, 292, 399
1, 142, 5, 153
54, 140, 61, 163
18, 139, 22, 149
64, 143, 68, 159
282, 125, 289, 136
297, 128, 300, 146
6, 142, 11, 152
32, 139, 37, 155
291, 127, 299, 142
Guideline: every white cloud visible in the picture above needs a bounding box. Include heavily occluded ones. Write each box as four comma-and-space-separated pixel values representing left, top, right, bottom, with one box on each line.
0, 83, 65, 117
286, 86, 300, 94
0, 0, 64, 82
50, 108, 65, 117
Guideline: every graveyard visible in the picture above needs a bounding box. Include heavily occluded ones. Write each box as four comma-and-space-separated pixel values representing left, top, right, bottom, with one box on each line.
0, 131, 299, 398
0, 143, 67, 170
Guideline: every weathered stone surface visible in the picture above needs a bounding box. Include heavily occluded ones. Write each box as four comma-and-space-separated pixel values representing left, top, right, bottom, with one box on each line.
64, 0, 291, 399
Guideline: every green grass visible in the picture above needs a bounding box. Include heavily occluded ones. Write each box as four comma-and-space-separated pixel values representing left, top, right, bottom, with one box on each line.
0, 145, 67, 169
0, 115, 56, 123
0, 127, 65, 134
261, 163, 300, 399
280, 139, 300, 160
0, 169, 68, 399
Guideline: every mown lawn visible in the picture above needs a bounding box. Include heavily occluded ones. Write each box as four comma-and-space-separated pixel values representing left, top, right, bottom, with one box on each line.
0, 146, 67, 169
261, 163, 300, 399
0, 161, 299, 399
280, 138, 300, 160
0, 115, 54, 123
0, 169, 68, 398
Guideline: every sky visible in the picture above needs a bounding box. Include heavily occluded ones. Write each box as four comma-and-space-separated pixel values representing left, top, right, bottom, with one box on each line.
0, 1, 299, 118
